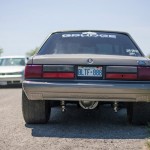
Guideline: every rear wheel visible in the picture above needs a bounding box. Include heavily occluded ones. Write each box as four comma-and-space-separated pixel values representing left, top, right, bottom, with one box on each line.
22, 91, 51, 124
127, 102, 150, 125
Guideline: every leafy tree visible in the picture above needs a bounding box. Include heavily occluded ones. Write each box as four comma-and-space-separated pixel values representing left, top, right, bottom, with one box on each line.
0, 48, 3, 56
26, 47, 39, 57
148, 54, 150, 59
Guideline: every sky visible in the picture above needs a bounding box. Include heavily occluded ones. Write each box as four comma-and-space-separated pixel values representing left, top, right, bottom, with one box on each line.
0, 0, 150, 56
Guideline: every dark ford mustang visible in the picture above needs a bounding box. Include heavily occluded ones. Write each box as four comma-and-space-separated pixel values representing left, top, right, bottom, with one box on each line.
22, 30, 150, 124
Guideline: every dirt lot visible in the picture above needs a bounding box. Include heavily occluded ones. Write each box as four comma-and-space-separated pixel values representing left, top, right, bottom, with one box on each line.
0, 86, 149, 150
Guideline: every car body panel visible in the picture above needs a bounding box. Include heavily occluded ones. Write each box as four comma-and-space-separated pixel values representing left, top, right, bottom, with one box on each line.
29, 54, 149, 66
22, 30, 150, 102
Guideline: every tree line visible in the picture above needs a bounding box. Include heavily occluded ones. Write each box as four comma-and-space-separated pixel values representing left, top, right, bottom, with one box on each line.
0, 48, 3, 56
26, 47, 39, 57
0, 47, 39, 57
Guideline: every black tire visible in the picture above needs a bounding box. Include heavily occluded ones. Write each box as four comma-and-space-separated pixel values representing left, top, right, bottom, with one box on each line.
22, 91, 51, 124
127, 102, 150, 125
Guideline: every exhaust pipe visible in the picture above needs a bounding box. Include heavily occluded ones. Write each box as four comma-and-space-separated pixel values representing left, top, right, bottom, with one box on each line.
79, 101, 99, 109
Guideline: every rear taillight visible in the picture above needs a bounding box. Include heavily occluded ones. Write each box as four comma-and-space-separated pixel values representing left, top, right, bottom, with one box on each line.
42, 65, 74, 79
25, 65, 74, 79
138, 67, 150, 80
43, 72, 74, 78
106, 73, 137, 80
106, 66, 150, 80
106, 66, 137, 80
43, 65, 74, 72
25, 65, 42, 79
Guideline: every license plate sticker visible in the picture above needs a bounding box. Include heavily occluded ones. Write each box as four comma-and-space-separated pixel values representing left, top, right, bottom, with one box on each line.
78, 66, 102, 77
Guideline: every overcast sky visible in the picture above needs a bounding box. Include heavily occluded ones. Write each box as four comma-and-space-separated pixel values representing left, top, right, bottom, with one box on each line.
0, 0, 150, 56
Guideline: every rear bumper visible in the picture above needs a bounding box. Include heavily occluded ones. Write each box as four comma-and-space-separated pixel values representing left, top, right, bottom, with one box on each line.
22, 80, 150, 102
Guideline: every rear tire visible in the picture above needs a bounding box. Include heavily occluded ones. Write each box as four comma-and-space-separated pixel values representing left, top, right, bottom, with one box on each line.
22, 91, 51, 124
127, 102, 150, 125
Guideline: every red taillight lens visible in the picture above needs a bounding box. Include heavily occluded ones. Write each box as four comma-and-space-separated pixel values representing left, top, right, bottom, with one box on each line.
25, 65, 74, 79
42, 65, 74, 79
106, 73, 137, 80
43, 72, 74, 79
25, 65, 42, 79
138, 67, 150, 80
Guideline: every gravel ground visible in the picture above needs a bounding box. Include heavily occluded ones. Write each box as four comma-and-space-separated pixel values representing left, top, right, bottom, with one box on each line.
0, 87, 149, 150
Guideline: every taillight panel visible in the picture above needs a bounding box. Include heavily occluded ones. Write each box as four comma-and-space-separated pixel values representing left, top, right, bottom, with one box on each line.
25, 65, 74, 79
106, 66, 150, 81
106, 66, 138, 80
25, 65, 150, 81
43, 65, 74, 72
138, 67, 150, 80
43, 72, 74, 79
106, 73, 137, 80
25, 65, 42, 79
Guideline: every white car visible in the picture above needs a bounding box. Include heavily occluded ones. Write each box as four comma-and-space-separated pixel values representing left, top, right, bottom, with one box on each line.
0, 56, 28, 86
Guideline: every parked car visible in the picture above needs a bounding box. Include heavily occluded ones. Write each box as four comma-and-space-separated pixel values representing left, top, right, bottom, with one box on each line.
0, 56, 27, 86
22, 30, 150, 124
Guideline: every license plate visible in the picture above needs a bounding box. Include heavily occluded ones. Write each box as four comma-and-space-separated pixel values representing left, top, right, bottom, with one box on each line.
78, 66, 102, 77
0, 81, 7, 85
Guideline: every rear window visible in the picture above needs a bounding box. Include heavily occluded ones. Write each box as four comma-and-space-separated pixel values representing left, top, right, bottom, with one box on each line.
38, 31, 142, 56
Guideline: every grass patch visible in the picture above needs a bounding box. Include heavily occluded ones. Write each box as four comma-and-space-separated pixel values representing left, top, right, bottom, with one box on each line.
147, 142, 150, 149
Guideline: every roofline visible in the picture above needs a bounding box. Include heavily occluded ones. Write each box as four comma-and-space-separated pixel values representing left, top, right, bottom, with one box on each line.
51, 30, 130, 36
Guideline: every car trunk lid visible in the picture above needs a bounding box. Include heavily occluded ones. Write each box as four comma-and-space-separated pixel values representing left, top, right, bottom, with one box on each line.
31, 54, 149, 66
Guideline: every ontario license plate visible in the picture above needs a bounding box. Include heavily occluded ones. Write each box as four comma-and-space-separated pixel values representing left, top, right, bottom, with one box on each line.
78, 66, 102, 77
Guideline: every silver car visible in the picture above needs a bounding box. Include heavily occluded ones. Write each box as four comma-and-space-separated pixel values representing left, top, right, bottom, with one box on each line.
22, 30, 150, 124
0, 56, 27, 85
